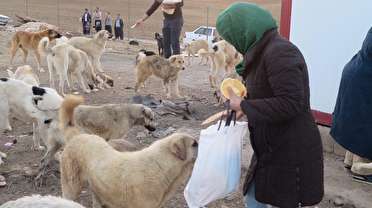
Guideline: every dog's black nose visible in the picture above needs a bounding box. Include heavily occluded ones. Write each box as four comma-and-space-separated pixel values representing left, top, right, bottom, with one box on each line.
145, 125, 156, 132
182, 67, 186, 70
192, 141, 198, 147
213, 45, 218, 52
88, 84, 94, 90
57, 33, 62, 38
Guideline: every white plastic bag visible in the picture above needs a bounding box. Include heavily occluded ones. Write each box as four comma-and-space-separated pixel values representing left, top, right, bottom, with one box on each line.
184, 121, 248, 208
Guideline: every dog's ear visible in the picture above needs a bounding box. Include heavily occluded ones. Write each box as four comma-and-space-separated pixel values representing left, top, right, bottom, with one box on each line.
170, 137, 187, 161
169, 56, 177, 63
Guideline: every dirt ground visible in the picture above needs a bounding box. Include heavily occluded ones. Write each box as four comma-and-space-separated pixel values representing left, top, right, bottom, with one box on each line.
0, 5, 372, 206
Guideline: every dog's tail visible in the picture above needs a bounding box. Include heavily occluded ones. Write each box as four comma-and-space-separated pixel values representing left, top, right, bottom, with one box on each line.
38, 37, 52, 55
59, 95, 84, 143
135, 51, 147, 65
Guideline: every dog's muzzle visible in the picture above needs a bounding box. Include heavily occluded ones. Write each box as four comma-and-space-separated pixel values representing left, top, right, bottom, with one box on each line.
145, 125, 156, 132
56, 33, 62, 38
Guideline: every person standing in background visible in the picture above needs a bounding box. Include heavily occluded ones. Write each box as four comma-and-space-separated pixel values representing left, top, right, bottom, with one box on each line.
81, 8, 91, 35
331, 27, 372, 185
134, 0, 184, 58
105, 12, 113, 37
93, 7, 102, 32
114, 14, 124, 40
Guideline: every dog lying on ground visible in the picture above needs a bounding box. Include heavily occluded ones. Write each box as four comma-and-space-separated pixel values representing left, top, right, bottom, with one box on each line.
155, 32, 164, 56
37, 99, 156, 179
0, 195, 85, 208
9, 29, 62, 72
7, 65, 39, 86
67, 30, 109, 73
135, 54, 186, 98
184, 39, 209, 66
209, 40, 242, 90
59, 95, 197, 208
39, 37, 98, 95
0, 78, 63, 151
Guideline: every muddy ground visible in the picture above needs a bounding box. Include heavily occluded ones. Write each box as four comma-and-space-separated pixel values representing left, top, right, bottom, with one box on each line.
0, 31, 370, 208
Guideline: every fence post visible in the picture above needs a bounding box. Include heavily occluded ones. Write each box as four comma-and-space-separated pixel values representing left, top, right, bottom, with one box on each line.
25, 0, 29, 16
206, 6, 209, 43
127, 0, 131, 40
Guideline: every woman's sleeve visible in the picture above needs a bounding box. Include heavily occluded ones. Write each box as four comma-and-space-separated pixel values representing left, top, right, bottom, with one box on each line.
240, 47, 306, 125
146, 0, 162, 17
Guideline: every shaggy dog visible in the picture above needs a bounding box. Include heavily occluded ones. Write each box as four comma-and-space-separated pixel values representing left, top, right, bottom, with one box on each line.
67, 30, 110, 73
9, 29, 62, 72
59, 95, 197, 208
0, 195, 85, 208
135, 54, 186, 98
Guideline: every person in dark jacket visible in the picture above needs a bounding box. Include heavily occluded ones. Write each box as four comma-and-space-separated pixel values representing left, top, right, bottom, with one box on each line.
114, 14, 124, 40
133, 0, 184, 58
81, 8, 91, 35
216, 3, 324, 208
330, 27, 372, 184
104, 12, 113, 36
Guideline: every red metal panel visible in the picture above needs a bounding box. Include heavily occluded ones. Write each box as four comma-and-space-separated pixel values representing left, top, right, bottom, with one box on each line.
280, 0, 292, 40
312, 110, 332, 127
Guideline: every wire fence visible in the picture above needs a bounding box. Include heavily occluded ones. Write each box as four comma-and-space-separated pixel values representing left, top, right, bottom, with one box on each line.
0, 0, 281, 40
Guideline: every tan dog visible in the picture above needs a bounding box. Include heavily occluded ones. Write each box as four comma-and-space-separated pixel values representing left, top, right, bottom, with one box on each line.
135, 54, 186, 98
39, 37, 97, 95
197, 48, 214, 66
59, 95, 198, 208
9, 29, 62, 72
7, 65, 39, 86
38, 100, 156, 177
184, 39, 209, 65
67, 30, 110, 73
209, 40, 242, 89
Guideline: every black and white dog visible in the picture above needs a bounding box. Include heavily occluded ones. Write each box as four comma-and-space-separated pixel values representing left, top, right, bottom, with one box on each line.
155, 32, 164, 56
0, 78, 63, 159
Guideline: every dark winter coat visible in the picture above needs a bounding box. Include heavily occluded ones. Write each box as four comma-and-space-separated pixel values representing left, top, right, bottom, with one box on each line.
330, 27, 372, 160
241, 29, 324, 208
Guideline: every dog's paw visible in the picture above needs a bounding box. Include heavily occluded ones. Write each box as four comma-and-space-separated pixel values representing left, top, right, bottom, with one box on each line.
0, 152, 7, 159
93, 88, 99, 92
39, 68, 45, 73
73, 91, 80, 95
32, 145, 45, 151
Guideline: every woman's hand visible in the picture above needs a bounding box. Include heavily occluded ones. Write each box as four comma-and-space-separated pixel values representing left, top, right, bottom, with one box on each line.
132, 14, 149, 28
227, 87, 243, 112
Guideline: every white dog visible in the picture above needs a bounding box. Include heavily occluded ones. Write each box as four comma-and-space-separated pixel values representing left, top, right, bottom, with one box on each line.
67, 30, 110, 73
39, 37, 97, 95
0, 78, 63, 152
7, 65, 39, 86
0, 195, 85, 208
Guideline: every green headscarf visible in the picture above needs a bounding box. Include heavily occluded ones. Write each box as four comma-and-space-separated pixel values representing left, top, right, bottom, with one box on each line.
216, 3, 277, 75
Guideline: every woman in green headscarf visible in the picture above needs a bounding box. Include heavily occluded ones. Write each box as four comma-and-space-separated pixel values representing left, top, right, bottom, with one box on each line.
217, 3, 324, 208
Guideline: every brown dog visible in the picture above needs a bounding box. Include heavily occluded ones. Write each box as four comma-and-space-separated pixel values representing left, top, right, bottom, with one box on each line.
59, 95, 198, 208
135, 54, 186, 98
9, 29, 62, 72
